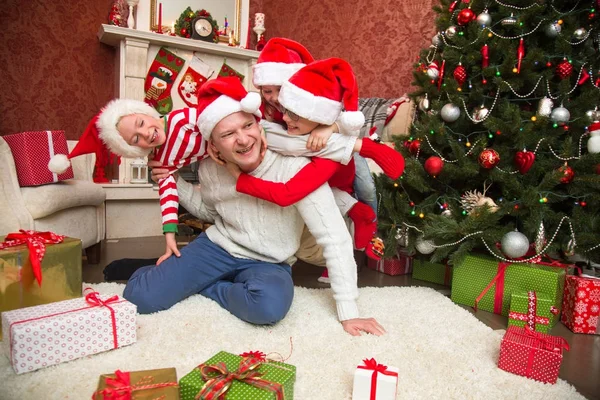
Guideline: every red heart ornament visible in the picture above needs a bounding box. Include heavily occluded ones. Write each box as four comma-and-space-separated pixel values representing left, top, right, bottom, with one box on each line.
514, 151, 535, 174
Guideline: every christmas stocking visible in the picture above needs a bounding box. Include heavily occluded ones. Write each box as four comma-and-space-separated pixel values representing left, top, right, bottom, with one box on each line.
144, 47, 185, 114
219, 61, 245, 82
178, 55, 213, 107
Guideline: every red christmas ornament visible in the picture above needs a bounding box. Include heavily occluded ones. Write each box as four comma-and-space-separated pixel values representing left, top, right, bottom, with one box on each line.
481, 44, 489, 68
453, 63, 467, 86
181, 28, 187, 35
408, 139, 421, 155
424, 156, 444, 176
457, 8, 476, 25
546, 61, 553, 68
449, 0, 459, 12
478, 148, 500, 169
559, 163, 575, 183
438, 59, 446, 90
579, 68, 590, 85
596, 164, 600, 174
556, 59, 573, 79
517, 38, 525, 73
514, 150, 535, 174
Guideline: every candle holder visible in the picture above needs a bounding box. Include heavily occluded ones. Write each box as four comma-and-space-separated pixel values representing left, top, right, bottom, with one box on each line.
130, 158, 148, 184
126, 0, 139, 29
253, 26, 265, 51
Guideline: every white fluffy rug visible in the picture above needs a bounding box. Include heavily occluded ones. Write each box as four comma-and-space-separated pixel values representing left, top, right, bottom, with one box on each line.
1, 284, 584, 400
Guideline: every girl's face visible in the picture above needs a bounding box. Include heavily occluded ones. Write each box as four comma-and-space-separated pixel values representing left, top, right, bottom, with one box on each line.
117, 113, 166, 149
282, 108, 319, 136
260, 86, 281, 111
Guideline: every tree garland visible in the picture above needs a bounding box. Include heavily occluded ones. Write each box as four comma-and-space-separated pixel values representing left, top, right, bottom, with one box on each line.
174, 7, 219, 43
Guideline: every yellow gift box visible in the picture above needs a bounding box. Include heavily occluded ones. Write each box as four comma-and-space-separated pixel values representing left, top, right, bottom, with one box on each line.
0, 234, 82, 340
94, 368, 179, 399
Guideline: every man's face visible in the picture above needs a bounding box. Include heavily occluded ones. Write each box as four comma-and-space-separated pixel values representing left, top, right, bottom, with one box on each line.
210, 111, 263, 172
118, 113, 166, 149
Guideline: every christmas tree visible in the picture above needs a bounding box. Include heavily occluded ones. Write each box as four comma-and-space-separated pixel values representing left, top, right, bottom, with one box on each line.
377, 0, 600, 266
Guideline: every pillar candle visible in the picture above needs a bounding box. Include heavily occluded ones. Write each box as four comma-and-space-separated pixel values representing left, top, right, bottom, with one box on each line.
158, 3, 162, 32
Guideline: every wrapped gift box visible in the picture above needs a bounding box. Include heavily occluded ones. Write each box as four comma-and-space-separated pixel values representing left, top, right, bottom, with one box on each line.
179, 351, 295, 400
498, 325, 569, 384
94, 368, 179, 399
3, 130, 74, 186
352, 358, 398, 400
2, 292, 136, 374
451, 254, 566, 319
0, 234, 82, 340
561, 275, 600, 335
366, 250, 412, 276
508, 291, 558, 333
412, 259, 452, 286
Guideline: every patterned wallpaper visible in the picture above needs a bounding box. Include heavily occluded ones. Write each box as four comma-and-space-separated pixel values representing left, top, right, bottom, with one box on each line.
0, 0, 436, 138
0, 0, 116, 138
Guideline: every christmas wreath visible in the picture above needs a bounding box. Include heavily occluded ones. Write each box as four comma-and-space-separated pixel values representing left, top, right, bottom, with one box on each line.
174, 7, 219, 43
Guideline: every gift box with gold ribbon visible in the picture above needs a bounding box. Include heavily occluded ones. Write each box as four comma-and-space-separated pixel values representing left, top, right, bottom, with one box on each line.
0, 230, 82, 340
508, 291, 558, 333
179, 351, 295, 400
93, 368, 179, 400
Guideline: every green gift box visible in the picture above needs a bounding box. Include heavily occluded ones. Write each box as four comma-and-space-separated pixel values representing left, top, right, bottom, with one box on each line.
0, 234, 82, 340
412, 259, 453, 286
179, 351, 295, 400
508, 291, 557, 333
451, 254, 566, 322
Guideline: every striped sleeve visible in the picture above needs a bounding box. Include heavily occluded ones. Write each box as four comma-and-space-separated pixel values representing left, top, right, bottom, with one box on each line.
158, 175, 179, 233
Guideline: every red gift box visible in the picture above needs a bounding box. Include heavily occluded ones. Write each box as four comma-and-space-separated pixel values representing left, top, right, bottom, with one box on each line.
498, 326, 569, 384
561, 275, 600, 335
3, 130, 74, 186
367, 250, 412, 276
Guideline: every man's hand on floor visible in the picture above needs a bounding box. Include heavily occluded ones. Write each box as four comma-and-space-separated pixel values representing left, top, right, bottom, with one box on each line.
342, 317, 386, 336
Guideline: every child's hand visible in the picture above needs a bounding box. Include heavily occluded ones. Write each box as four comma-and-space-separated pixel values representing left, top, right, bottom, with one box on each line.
307, 125, 335, 152
156, 232, 181, 266
148, 160, 173, 183
224, 161, 242, 179
207, 145, 226, 166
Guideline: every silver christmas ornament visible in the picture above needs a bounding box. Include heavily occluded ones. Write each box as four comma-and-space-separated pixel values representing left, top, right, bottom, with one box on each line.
550, 106, 570, 125
476, 10, 492, 27
545, 22, 562, 37
445, 25, 458, 38
395, 227, 408, 247
426, 63, 439, 80
501, 13, 517, 26
441, 103, 461, 122
587, 132, 600, 153
564, 238, 576, 257
537, 97, 554, 117
418, 95, 431, 112
535, 222, 546, 254
585, 109, 600, 122
472, 106, 489, 122
573, 27, 587, 40
432, 33, 443, 48
415, 237, 435, 254
501, 230, 530, 259
441, 209, 453, 217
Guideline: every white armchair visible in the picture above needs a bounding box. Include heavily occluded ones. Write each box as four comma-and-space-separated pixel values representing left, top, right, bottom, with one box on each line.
0, 138, 106, 263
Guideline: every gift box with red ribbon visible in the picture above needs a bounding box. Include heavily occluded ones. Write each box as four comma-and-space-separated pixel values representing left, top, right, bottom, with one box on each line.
498, 325, 569, 384
366, 250, 412, 276
93, 368, 179, 400
3, 130, 74, 186
352, 358, 398, 400
1, 289, 136, 374
0, 231, 82, 341
561, 275, 600, 335
451, 254, 567, 321
179, 350, 295, 399
508, 291, 558, 333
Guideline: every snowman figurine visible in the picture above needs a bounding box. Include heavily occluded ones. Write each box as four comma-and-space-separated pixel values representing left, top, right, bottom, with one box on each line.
588, 121, 600, 154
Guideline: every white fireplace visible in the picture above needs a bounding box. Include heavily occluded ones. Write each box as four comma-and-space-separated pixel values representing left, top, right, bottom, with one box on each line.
98, 24, 259, 238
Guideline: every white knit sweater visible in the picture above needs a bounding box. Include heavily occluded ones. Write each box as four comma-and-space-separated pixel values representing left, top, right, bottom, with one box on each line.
177, 150, 359, 321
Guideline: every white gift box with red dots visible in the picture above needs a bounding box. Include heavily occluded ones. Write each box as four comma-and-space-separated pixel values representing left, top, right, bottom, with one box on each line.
1, 295, 136, 374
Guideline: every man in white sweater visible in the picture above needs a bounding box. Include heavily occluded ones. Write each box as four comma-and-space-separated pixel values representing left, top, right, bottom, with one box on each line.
124, 77, 384, 336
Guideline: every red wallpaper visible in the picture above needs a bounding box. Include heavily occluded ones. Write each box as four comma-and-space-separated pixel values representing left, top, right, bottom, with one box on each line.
0, 0, 116, 138
253, 0, 437, 98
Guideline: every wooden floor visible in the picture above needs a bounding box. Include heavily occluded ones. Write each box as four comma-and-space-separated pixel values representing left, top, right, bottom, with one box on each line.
83, 236, 600, 400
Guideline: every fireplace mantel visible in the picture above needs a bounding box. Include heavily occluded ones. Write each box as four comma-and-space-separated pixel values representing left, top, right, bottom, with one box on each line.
96, 24, 259, 238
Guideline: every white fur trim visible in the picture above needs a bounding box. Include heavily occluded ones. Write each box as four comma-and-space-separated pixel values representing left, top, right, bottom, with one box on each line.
338, 111, 365, 132
279, 81, 342, 125
97, 99, 159, 158
198, 95, 262, 140
48, 154, 70, 174
253, 62, 306, 87
240, 92, 262, 113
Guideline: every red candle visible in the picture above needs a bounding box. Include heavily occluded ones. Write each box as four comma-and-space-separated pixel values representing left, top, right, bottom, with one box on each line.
158, 3, 162, 33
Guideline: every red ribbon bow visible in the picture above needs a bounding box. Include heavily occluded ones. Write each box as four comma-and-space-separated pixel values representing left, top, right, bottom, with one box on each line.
357, 358, 398, 400
84, 288, 121, 349
0, 230, 65, 286
93, 370, 179, 400
239, 350, 267, 362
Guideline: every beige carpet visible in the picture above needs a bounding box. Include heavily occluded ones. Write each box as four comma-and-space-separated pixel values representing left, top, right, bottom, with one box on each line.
0, 283, 584, 399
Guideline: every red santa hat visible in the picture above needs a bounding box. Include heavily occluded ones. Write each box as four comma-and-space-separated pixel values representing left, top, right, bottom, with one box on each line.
278, 57, 365, 131
196, 77, 262, 140
48, 99, 159, 174
253, 37, 314, 87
